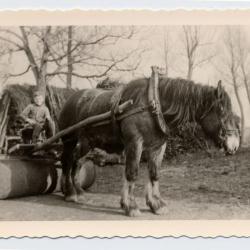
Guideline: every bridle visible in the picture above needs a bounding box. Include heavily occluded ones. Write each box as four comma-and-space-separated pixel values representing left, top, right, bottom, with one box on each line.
199, 101, 240, 146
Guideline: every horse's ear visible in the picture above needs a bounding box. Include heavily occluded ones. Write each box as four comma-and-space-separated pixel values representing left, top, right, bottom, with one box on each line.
215, 80, 223, 99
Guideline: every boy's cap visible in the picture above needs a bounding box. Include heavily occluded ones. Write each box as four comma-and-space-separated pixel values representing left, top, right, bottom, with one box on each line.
33, 90, 43, 97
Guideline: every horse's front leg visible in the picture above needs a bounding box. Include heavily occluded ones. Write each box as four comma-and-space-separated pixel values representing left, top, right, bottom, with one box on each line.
120, 138, 143, 217
61, 139, 78, 202
146, 143, 168, 215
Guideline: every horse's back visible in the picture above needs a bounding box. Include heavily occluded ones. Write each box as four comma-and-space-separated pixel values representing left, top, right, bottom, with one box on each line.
58, 88, 114, 130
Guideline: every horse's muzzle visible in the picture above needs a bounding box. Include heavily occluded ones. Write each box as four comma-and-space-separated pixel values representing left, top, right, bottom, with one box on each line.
224, 142, 239, 155
225, 148, 237, 156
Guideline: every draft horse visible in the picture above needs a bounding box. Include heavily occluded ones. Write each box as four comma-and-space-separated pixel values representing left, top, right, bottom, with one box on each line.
58, 71, 240, 217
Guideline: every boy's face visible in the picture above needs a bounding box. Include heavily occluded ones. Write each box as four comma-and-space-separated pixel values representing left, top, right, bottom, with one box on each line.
34, 95, 44, 106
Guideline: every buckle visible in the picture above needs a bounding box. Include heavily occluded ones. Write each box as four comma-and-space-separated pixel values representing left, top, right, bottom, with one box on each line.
149, 100, 160, 115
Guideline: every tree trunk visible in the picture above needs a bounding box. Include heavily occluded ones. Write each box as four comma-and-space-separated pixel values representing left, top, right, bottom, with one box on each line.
233, 82, 245, 145
66, 26, 73, 89
20, 26, 51, 98
243, 77, 250, 105
187, 61, 193, 80
163, 30, 169, 77
37, 27, 51, 97
37, 70, 47, 97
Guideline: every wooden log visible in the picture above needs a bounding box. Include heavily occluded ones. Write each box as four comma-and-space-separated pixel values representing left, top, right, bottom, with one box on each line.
33, 100, 133, 152
0, 117, 9, 153
0, 93, 10, 120
0, 157, 59, 199
0, 156, 96, 199
0, 93, 11, 153
0, 93, 10, 136
8, 143, 62, 155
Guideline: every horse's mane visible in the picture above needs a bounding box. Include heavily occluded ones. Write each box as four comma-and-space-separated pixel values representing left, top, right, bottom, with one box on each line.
158, 77, 232, 126
121, 76, 232, 127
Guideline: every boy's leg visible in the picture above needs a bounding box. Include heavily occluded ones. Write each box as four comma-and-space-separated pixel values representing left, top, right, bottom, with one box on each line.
21, 127, 33, 144
44, 120, 58, 158
45, 119, 56, 138
32, 123, 43, 143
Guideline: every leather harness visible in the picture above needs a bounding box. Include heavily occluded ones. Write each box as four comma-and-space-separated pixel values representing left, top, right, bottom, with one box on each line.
109, 66, 170, 136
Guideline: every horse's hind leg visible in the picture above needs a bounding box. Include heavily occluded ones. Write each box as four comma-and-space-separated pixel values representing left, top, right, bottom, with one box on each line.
146, 143, 168, 215
61, 138, 78, 202
71, 137, 91, 202
120, 138, 143, 217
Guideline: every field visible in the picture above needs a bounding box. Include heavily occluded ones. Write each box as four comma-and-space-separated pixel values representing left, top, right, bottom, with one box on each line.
0, 148, 250, 220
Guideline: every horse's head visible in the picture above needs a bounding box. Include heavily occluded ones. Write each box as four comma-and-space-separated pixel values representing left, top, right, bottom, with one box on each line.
199, 80, 240, 155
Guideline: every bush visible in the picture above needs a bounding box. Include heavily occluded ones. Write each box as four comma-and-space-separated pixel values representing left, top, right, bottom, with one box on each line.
164, 122, 210, 159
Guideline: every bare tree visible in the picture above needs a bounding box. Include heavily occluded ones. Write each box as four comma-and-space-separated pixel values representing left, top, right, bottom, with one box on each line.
44, 26, 145, 87
66, 26, 73, 89
237, 28, 250, 105
181, 26, 215, 80
220, 27, 245, 143
0, 26, 146, 94
163, 28, 171, 77
0, 26, 52, 95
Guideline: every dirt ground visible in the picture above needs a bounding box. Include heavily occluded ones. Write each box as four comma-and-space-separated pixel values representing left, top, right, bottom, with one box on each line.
1, 147, 250, 220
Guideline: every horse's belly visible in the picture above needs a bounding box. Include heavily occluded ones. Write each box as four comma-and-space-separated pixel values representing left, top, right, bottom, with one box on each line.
84, 125, 124, 154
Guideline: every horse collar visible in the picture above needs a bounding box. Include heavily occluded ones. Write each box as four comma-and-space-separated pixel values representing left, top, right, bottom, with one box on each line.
148, 66, 170, 135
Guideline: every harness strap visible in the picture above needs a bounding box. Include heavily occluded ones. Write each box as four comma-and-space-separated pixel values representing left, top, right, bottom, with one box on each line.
110, 85, 125, 133
148, 66, 170, 135
89, 66, 170, 136
91, 105, 150, 128
117, 105, 149, 121
92, 66, 170, 136
87, 91, 105, 117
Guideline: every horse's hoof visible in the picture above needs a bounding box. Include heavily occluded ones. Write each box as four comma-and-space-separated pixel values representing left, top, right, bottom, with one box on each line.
146, 196, 168, 215
120, 199, 141, 217
127, 208, 141, 217
154, 206, 168, 215
65, 194, 78, 203
77, 194, 86, 203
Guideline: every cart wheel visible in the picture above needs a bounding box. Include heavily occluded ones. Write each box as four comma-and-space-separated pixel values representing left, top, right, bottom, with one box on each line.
79, 160, 96, 190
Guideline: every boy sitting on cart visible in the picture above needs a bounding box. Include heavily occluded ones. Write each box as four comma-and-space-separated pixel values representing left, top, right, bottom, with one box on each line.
20, 90, 55, 144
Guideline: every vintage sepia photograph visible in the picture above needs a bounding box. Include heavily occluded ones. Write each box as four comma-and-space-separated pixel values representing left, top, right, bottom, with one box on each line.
0, 22, 249, 222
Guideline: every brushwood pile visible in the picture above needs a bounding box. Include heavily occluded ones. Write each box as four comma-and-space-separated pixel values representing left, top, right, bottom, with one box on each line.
0, 84, 76, 145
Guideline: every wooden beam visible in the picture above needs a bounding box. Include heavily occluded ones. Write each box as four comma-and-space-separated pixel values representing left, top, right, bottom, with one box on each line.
32, 100, 133, 152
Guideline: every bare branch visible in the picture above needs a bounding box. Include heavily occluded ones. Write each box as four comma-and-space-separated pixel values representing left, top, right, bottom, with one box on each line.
8, 64, 31, 77
0, 35, 23, 50
0, 29, 25, 43
194, 54, 216, 68
181, 26, 215, 80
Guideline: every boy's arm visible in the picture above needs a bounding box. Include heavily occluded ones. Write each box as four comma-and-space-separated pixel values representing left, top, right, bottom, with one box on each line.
20, 104, 33, 121
20, 104, 31, 119
20, 104, 36, 124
